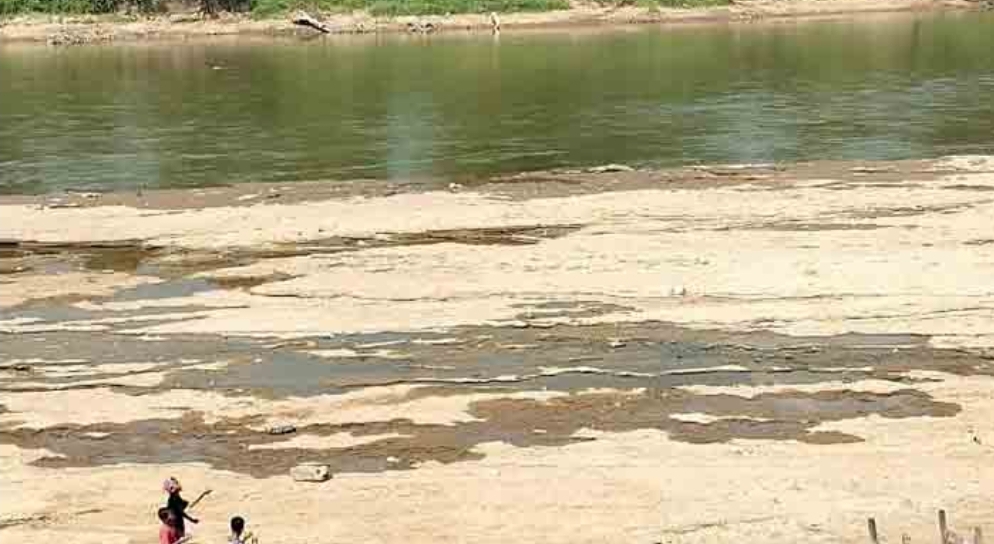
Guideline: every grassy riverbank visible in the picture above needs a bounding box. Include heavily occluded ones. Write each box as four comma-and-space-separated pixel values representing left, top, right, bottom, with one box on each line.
250, 0, 572, 18
0, 0, 732, 17
0, 0, 972, 42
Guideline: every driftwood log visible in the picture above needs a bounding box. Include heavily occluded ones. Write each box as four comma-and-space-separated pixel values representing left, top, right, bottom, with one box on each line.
292, 11, 331, 33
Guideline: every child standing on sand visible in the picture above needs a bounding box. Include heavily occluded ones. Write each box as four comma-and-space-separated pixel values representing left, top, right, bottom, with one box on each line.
229, 515, 259, 544
163, 477, 210, 539
158, 507, 188, 544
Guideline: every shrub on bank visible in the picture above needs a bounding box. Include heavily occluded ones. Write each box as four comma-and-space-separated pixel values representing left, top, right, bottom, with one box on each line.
0, 0, 162, 14
0, 0, 568, 16
1, 0, 731, 18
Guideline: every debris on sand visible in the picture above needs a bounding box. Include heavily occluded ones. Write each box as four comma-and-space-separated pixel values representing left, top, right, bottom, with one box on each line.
587, 164, 635, 173
290, 463, 332, 482
291, 11, 331, 34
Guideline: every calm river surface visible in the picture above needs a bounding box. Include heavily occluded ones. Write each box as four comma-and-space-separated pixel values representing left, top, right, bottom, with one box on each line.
1, 12, 993, 194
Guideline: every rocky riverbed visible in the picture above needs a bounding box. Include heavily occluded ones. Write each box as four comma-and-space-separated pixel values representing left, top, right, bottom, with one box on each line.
3, 156, 994, 543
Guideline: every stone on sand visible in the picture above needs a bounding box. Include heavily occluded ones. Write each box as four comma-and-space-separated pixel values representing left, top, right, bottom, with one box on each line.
290, 463, 331, 482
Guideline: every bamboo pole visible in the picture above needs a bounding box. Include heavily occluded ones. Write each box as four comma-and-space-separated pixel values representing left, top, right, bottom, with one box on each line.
939, 510, 949, 544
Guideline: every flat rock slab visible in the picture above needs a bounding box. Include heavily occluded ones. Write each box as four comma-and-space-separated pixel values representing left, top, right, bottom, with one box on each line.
267, 424, 297, 435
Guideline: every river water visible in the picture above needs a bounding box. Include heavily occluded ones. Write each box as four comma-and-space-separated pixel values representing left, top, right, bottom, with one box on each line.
1, 12, 993, 194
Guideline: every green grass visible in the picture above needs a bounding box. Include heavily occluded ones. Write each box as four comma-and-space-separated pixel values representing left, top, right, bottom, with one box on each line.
0, 0, 155, 14
4, 0, 730, 19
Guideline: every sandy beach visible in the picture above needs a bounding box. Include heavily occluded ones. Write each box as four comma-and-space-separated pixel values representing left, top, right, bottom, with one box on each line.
3, 156, 994, 542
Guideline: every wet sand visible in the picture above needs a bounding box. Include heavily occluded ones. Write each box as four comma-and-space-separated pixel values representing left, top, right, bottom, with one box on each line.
4, 156, 994, 543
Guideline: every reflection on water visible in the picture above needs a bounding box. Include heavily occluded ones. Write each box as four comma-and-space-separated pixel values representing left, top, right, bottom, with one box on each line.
1, 12, 993, 194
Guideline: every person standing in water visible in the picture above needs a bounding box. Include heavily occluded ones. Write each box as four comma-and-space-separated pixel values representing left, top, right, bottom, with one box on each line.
162, 477, 211, 538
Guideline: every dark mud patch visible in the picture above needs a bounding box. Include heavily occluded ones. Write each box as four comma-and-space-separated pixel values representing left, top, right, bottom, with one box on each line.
942, 184, 994, 192
383, 225, 583, 247
478, 159, 950, 200
842, 201, 985, 220
0, 320, 981, 476
0, 331, 254, 372
735, 221, 890, 232
207, 273, 297, 290
0, 514, 53, 531
230, 224, 583, 264
509, 300, 636, 320
0, 158, 951, 211
1, 224, 582, 280
3, 320, 991, 400
0, 509, 103, 531
0, 240, 158, 273
0, 259, 32, 275
0, 387, 959, 477
0, 223, 583, 310
0, 357, 219, 393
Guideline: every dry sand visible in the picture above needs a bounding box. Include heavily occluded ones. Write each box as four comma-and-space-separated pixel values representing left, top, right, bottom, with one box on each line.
3, 156, 994, 543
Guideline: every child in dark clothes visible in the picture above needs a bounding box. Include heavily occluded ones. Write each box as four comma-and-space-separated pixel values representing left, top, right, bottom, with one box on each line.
162, 477, 202, 538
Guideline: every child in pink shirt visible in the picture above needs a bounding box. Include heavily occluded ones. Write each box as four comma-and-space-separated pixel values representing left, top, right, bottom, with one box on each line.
158, 508, 183, 544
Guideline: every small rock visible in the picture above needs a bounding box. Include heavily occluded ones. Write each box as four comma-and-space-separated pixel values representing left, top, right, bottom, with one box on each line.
290, 463, 331, 482
587, 164, 634, 174
267, 424, 297, 435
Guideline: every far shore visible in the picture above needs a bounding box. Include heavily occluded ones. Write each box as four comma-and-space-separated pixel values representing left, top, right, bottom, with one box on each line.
0, 0, 982, 44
